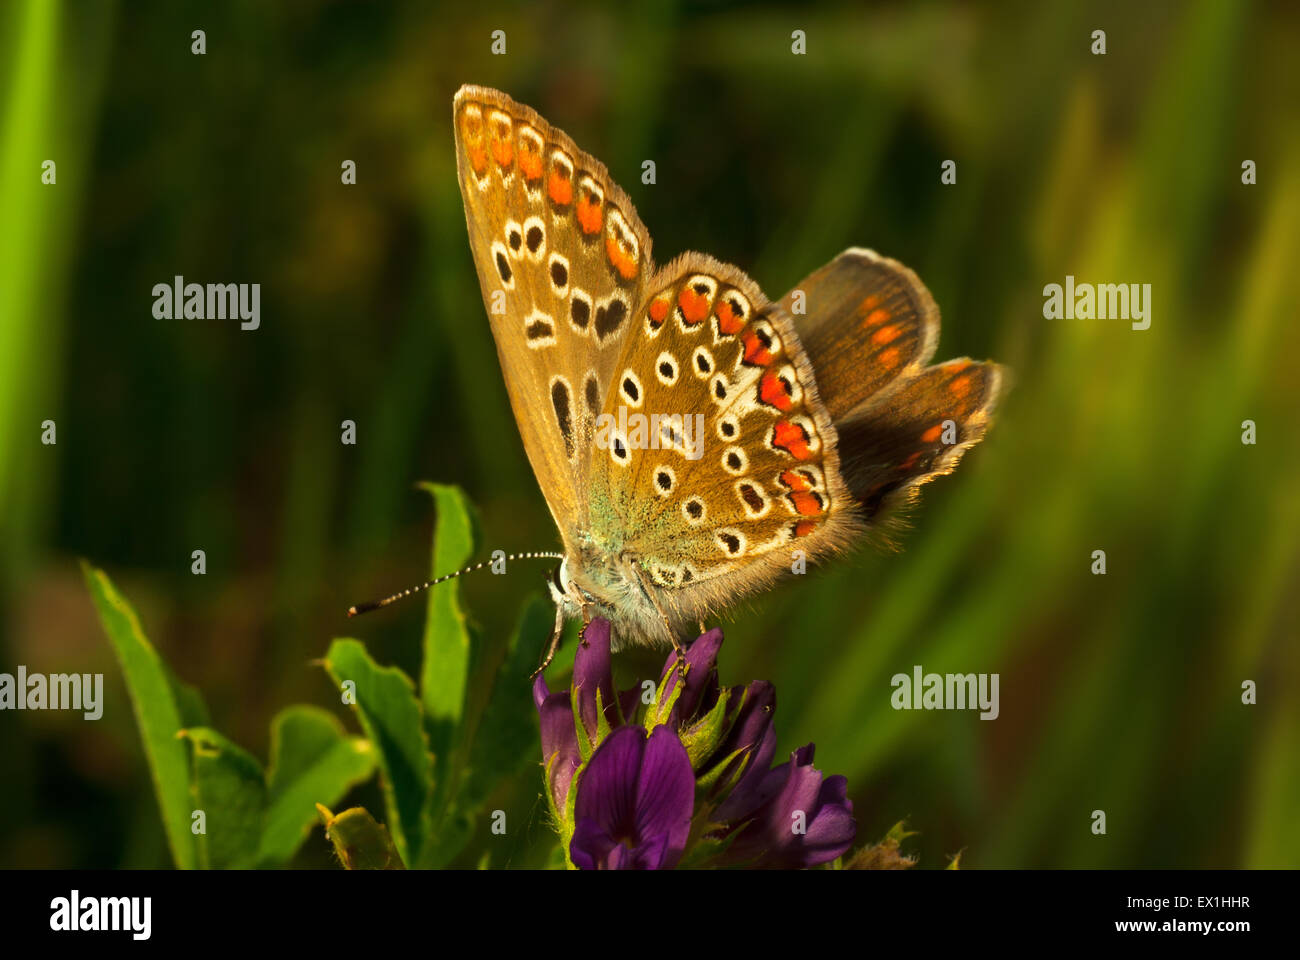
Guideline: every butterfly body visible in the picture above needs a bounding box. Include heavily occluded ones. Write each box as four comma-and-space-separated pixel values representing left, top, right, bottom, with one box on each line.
454, 85, 1003, 652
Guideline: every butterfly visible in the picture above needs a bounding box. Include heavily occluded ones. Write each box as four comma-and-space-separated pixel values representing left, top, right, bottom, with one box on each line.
451, 84, 1003, 664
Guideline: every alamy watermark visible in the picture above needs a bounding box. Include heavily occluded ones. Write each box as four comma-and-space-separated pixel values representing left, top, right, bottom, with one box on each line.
50, 891, 150, 940
1043, 275, 1151, 330
152, 275, 260, 330
891, 665, 999, 720
0, 667, 102, 719
594, 406, 705, 461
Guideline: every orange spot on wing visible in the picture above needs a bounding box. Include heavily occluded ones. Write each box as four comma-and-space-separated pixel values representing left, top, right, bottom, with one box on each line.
519, 148, 543, 181
855, 295, 881, 316
468, 145, 488, 174
678, 287, 710, 325
921, 424, 943, 444
871, 323, 902, 345
606, 236, 638, 280
648, 296, 670, 327
789, 491, 823, 516
773, 420, 812, 460
759, 372, 793, 411
742, 330, 773, 366
861, 308, 891, 328
548, 171, 572, 205
878, 346, 901, 369
714, 299, 745, 334
950, 375, 972, 398
793, 519, 817, 538
897, 451, 922, 472
577, 194, 603, 234
780, 469, 811, 492
491, 137, 512, 168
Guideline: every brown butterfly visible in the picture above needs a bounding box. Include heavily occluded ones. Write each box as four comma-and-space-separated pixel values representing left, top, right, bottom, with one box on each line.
450, 84, 1003, 665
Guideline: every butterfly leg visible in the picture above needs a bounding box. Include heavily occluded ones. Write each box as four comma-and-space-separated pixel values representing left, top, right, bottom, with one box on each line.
529, 602, 567, 681
630, 564, 690, 678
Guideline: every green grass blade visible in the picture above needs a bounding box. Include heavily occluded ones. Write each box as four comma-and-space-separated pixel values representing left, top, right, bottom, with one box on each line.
258, 705, 376, 867
81, 561, 204, 869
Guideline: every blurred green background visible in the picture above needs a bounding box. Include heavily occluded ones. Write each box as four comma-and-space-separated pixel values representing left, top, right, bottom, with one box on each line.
2, 0, 1297, 869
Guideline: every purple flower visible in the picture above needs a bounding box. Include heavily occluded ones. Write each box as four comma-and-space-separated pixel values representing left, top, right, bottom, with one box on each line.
569, 725, 695, 870
535, 617, 857, 869
533, 678, 580, 815
532, 619, 637, 812
656, 627, 724, 726
714, 744, 856, 869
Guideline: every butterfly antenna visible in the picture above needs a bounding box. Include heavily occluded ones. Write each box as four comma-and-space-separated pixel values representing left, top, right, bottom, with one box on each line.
347, 551, 565, 617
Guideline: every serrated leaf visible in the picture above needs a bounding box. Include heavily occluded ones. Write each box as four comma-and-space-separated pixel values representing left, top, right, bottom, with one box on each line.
317, 804, 405, 870
258, 705, 376, 866
82, 561, 206, 870
322, 638, 432, 867
178, 727, 266, 870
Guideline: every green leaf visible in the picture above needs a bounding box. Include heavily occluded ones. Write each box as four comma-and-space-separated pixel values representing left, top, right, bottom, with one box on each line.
317, 805, 405, 870
322, 638, 432, 867
459, 594, 551, 814
416, 483, 479, 766
258, 705, 376, 866
178, 727, 266, 869
82, 561, 206, 869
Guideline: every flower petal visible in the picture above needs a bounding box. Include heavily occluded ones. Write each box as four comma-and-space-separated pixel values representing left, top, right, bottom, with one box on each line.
570, 817, 617, 870
658, 627, 724, 724
633, 726, 695, 865
572, 618, 619, 742
573, 723, 644, 841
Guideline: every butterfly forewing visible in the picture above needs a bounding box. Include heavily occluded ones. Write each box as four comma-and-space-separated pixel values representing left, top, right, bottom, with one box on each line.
453, 85, 653, 543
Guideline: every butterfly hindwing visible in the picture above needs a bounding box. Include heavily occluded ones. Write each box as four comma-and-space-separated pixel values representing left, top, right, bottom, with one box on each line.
835, 358, 1003, 519
587, 253, 859, 625
453, 85, 653, 543
777, 247, 939, 421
